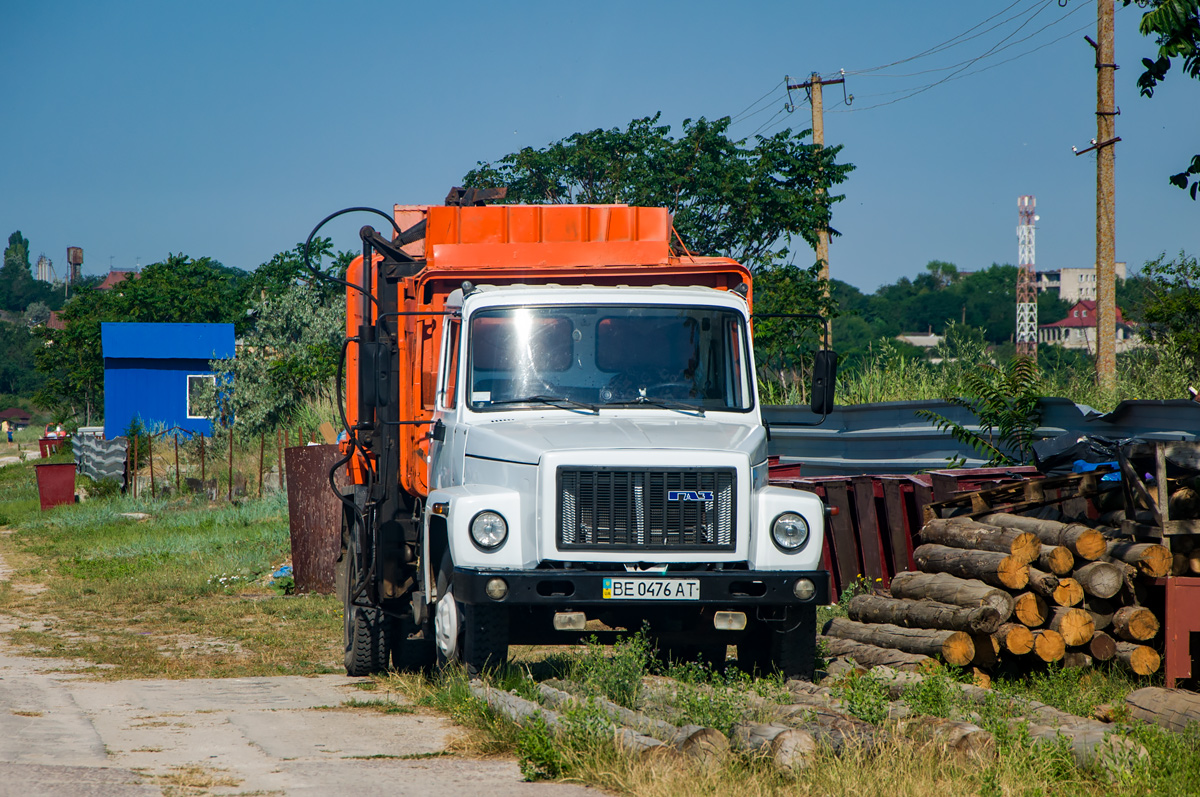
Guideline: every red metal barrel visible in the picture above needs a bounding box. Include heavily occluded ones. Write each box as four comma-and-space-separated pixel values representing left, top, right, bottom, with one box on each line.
35, 463, 76, 510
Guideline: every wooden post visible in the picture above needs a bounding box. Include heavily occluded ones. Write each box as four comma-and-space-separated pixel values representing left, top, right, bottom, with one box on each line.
227, 427, 234, 502
173, 433, 180, 492
200, 432, 206, 483
148, 434, 156, 498
131, 435, 138, 499
258, 433, 264, 498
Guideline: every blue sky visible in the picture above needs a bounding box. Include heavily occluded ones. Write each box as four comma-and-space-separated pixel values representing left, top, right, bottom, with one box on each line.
3, 1, 1197, 292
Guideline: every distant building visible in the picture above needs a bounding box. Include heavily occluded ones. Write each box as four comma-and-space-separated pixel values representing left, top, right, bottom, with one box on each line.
1035, 262, 1126, 303
1037, 300, 1140, 352
896, 332, 943, 349
97, 270, 135, 291
101, 322, 234, 439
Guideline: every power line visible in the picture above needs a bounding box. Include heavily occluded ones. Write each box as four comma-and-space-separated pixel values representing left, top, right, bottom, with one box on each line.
730, 78, 786, 123
837, 1, 1092, 112
847, 0, 1046, 76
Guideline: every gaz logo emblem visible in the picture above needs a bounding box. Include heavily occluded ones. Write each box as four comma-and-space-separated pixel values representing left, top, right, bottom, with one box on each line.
667, 490, 713, 501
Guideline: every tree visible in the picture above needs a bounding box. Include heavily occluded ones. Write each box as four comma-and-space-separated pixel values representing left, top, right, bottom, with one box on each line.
200, 281, 344, 434
463, 113, 854, 271
1138, 251, 1200, 372
2, 231, 36, 313
34, 254, 253, 422
1126, 0, 1200, 198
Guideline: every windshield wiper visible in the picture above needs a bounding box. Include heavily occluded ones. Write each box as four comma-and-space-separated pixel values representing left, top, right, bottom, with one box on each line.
605, 396, 706, 417
487, 395, 599, 414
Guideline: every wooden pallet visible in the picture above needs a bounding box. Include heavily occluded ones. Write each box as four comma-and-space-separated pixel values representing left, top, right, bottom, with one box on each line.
922, 469, 1113, 521
1119, 441, 1200, 540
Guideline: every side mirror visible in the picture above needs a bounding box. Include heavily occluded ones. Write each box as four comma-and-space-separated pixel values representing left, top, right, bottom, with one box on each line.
810, 350, 838, 415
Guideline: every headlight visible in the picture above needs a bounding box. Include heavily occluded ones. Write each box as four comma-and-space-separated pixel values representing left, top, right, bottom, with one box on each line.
771, 512, 809, 552
470, 510, 508, 550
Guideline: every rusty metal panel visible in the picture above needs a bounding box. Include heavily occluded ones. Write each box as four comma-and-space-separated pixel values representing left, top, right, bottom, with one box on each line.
822, 481, 861, 593
850, 476, 888, 587
284, 444, 346, 594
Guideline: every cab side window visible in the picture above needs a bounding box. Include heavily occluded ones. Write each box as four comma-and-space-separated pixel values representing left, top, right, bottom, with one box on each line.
439, 318, 460, 409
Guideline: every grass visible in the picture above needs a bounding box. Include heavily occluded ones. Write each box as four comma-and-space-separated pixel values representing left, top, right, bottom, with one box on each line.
2, 455, 1198, 794
761, 338, 1196, 412
0, 460, 342, 679
372, 630, 1200, 797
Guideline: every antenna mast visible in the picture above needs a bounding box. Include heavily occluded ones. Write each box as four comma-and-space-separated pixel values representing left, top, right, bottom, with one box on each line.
1016, 195, 1038, 360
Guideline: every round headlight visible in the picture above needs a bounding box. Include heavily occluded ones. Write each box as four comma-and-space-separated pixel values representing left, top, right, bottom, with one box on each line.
771, 512, 809, 551
470, 511, 508, 550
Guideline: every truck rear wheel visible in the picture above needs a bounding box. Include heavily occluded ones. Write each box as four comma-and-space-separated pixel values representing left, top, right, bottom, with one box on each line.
337, 513, 390, 677
434, 556, 509, 676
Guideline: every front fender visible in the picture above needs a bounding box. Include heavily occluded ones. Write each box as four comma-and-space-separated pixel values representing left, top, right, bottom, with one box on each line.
423, 485, 534, 591
748, 485, 826, 572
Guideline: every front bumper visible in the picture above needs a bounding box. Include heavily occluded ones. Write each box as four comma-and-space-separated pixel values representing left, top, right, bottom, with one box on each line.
452, 568, 830, 606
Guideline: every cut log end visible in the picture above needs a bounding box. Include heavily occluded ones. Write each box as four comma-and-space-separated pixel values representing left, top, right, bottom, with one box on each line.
1052, 578, 1085, 607
995, 623, 1034, 655
1112, 606, 1160, 642
942, 631, 976, 667
1115, 643, 1161, 676
1040, 545, 1074, 576
1049, 607, 1096, 647
1032, 629, 1066, 662
1013, 592, 1049, 627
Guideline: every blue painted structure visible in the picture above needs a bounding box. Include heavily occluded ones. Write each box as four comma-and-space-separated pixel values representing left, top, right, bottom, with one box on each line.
101, 322, 234, 439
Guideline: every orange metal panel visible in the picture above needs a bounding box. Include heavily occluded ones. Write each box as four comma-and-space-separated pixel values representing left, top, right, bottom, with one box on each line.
430, 241, 670, 270
458, 206, 508, 245
507, 206, 542, 243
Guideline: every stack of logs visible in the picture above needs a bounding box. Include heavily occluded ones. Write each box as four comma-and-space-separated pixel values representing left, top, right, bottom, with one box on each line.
824, 511, 1171, 677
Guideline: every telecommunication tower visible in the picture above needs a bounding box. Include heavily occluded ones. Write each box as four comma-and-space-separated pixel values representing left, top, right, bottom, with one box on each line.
1015, 196, 1038, 360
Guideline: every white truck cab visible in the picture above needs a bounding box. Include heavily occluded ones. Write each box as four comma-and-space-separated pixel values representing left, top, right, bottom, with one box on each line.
421, 283, 829, 676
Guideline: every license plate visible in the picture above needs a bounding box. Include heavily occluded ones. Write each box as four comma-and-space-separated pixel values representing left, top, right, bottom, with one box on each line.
602, 577, 700, 601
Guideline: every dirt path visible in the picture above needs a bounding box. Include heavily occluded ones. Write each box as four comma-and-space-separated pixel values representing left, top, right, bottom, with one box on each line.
0, 550, 591, 797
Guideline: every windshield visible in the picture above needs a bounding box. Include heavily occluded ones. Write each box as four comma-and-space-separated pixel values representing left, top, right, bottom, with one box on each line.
466, 305, 753, 412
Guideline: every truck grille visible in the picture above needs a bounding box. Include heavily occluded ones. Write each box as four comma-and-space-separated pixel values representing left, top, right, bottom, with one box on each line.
557, 468, 736, 552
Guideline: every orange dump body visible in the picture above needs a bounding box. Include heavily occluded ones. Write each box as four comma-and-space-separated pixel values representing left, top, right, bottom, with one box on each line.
344, 204, 753, 499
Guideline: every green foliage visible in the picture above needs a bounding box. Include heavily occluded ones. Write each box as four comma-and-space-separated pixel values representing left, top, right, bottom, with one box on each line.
834, 669, 890, 724
1125, 0, 1200, 197
752, 261, 836, 377
198, 281, 344, 434
516, 713, 567, 780
916, 354, 1042, 466
463, 113, 854, 271
81, 476, 123, 501
33, 253, 252, 421
1138, 252, 1200, 374
569, 629, 653, 709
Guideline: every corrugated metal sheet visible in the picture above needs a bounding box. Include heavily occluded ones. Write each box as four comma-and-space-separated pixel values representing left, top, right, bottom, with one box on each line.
764, 398, 1200, 476
74, 433, 127, 488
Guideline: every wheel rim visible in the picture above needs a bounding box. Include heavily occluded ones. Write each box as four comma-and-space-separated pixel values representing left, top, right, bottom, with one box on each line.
434, 587, 460, 662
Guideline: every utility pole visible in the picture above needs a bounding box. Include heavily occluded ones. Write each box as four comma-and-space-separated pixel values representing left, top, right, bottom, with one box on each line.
1076, 1, 1119, 391
788, 72, 844, 289
787, 71, 845, 346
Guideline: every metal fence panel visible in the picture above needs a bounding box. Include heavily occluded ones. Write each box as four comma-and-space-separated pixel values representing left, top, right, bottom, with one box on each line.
73, 434, 128, 489
765, 398, 1200, 477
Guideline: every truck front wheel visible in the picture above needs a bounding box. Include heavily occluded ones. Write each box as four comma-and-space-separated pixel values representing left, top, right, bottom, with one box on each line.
434, 557, 509, 676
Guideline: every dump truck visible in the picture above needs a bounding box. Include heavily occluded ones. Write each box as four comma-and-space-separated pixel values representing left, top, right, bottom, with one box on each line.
331, 195, 834, 678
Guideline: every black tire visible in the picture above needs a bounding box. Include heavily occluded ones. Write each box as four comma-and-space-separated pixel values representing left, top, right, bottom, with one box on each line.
338, 512, 390, 677
434, 555, 509, 677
